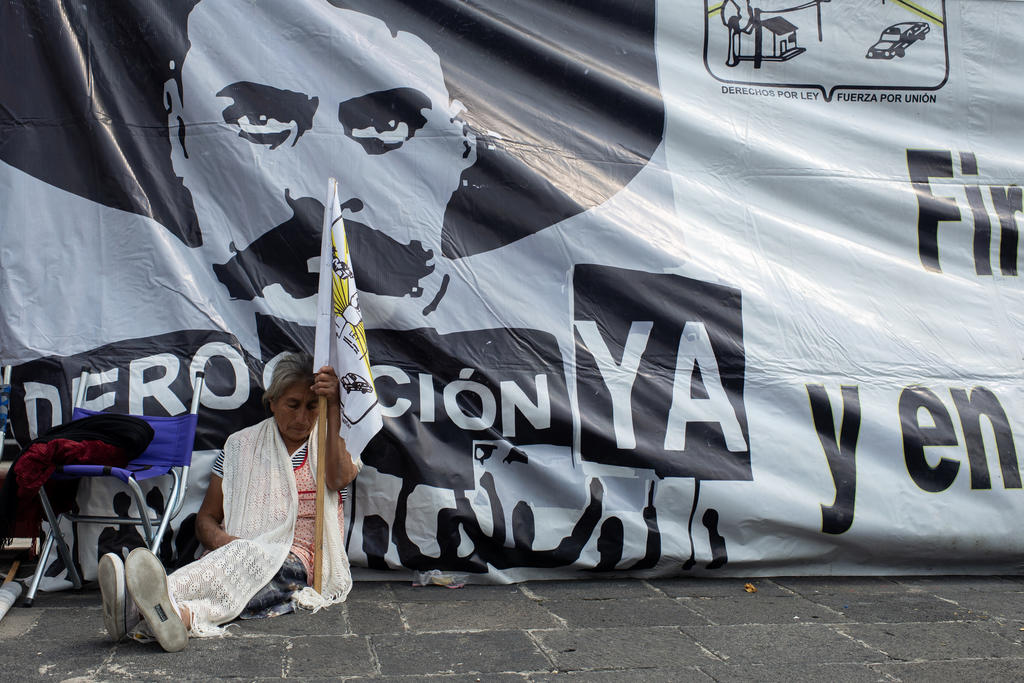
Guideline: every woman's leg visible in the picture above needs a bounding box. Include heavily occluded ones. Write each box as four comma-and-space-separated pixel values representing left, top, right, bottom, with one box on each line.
237, 553, 309, 620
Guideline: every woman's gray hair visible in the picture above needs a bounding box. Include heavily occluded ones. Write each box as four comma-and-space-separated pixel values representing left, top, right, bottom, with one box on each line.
262, 352, 314, 408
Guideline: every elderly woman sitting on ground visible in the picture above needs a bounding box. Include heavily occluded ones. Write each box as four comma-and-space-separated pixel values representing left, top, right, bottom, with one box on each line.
98, 352, 361, 651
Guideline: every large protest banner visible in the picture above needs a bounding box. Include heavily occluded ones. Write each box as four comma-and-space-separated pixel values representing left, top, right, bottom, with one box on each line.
1, 0, 1022, 583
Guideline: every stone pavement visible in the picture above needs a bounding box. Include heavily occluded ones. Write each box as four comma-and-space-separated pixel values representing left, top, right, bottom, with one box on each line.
2, 567, 1024, 681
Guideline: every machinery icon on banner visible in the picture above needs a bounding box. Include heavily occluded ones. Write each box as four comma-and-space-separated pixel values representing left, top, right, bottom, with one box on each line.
722, 0, 825, 68
706, 0, 948, 101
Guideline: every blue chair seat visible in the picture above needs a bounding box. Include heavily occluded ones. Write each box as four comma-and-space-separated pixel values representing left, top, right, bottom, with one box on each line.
53, 462, 173, 483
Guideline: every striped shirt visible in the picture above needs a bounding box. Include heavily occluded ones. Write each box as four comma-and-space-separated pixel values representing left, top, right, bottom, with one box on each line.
211, 443, 348, 502
211, 443, 308, 477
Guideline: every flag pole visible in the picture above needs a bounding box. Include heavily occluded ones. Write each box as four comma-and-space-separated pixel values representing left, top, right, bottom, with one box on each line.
314, 394, 328, 593
312, 177, 338, 594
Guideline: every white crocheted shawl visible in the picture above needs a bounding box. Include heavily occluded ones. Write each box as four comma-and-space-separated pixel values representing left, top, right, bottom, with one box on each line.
168, 417, 352, 636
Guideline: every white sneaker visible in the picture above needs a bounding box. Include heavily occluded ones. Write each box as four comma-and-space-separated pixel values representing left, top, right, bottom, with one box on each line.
98, 552, 139, 642
124, 548, 187, 652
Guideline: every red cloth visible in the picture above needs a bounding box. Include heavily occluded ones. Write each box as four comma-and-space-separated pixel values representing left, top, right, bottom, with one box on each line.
13, 438, 134, 531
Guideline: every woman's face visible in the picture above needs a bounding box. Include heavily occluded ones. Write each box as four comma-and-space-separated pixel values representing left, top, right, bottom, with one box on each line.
269, 380, 318, 450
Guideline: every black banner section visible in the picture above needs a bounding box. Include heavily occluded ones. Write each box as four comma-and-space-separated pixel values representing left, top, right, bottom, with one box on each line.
573, 265, 750, 481
5, 331, 265, 454
362, 327, 573, 491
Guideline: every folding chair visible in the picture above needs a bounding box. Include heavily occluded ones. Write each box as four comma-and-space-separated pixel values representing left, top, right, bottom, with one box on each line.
22, 370, 205, 606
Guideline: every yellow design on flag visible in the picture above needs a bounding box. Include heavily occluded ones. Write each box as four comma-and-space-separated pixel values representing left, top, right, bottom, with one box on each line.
330, 217, 372, 381
314, 178, 383, 457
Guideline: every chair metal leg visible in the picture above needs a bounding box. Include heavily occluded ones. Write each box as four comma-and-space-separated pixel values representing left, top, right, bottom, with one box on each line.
21, 531, 55, 606
150, 521, 170, 553
38, 489, 82, 590
125, 478, 155, 547
149, 471, 182, 552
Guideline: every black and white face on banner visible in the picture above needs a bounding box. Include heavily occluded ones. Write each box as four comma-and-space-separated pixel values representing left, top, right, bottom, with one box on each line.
169, 0, 477, 320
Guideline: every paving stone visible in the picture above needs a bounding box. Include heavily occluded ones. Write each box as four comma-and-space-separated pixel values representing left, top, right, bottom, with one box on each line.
876, 658, 1024, 682
680, 623, 884, 666
345, 581, 398, 602
371, 630, 550, 676
26, 585, 103, 607
896, 575, 1024, 594
682, 594, 845, 625
991, 576, 1024, 590
972, 620, 1024, 647
532, 626, 712, 670
695, 660, 891, 682
285, 634, 376, 679
0, 605, 40, 638
22, 606, 108, 641
802, 592, 970, 624
771, 576, 908, 596
0, 637, 120, 680
521, 579, 660, 601
839, 621, 1024, 661
341, 675, 528, 683
529, 666, 713, 681
402, 598, 561, 632
919, 589, 1024, 623
649, 577, 790, 598
345, 600, 406, 635
113, 635, 293, 679
539, 596, 709, 628
390, 583, 524, 602
238, 603, 348, 635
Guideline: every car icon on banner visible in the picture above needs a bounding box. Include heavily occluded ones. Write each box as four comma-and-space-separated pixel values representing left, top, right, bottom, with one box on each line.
866, 21, 929, 59
341, 372, 374, 395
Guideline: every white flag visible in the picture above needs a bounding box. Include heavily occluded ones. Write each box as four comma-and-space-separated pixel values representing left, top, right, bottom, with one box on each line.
314, 178, 383, 457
